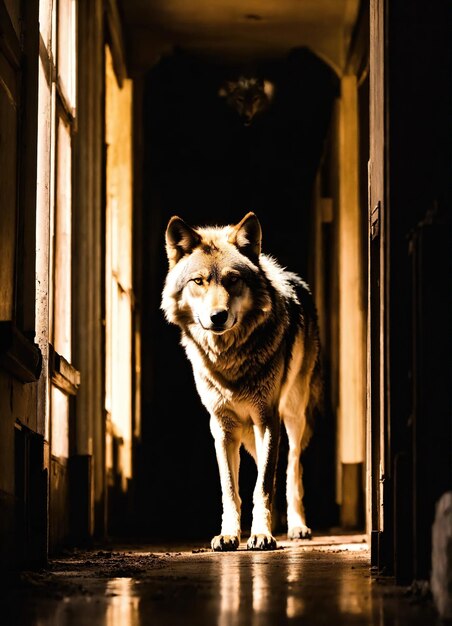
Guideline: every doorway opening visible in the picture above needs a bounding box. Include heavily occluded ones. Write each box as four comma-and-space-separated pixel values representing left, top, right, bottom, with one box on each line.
136, 41, 369, 542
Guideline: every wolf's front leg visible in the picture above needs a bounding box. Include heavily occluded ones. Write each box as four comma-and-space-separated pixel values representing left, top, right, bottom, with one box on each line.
210, 418, 242, 551
248, 420, 280, 550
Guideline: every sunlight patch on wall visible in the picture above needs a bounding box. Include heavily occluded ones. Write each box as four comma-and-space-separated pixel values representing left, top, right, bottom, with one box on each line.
51, 386, 69, 458
105, 45, 134, 491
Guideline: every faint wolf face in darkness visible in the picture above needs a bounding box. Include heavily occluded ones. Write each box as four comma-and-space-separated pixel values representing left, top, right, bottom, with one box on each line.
219, 76, 275, 126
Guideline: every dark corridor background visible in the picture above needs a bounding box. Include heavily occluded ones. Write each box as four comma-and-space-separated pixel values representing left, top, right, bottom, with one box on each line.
136, 47, 340, 540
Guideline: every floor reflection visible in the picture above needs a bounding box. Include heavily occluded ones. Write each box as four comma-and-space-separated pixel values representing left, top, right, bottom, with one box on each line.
217, 550, 309, 624
105, 578, 140, 626
215, 542, 375, 625
251, 554, 270, 614
218, 557, 241, 626
1, 537, 440, 626
284, 553, 306, 619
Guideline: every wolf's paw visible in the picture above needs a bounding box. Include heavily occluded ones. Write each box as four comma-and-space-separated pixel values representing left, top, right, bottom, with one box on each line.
247, 533, 277, 551
288, 525, 312, 540
211, 535, 240, 552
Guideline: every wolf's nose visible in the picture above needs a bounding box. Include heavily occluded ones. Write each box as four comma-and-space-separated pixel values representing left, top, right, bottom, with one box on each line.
210, 310, 228, 326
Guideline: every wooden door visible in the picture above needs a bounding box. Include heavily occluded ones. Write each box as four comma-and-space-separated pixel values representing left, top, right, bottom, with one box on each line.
368, 0, 391, 570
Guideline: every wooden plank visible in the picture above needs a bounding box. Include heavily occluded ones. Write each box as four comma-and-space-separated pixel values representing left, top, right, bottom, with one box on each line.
49, 343, 81, 396
105, 0, 127, 87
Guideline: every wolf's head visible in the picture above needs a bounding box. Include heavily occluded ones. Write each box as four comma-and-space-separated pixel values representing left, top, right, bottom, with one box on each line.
161, 213, 271, 336
218, 76, 275, 126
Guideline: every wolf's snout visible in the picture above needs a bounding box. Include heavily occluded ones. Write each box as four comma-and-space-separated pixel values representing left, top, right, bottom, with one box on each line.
210, 309, 229, 327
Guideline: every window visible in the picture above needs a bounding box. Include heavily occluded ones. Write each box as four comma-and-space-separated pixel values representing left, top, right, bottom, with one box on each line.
36, 0, 78, 458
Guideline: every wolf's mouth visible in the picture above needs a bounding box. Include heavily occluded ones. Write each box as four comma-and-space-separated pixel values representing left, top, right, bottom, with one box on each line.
199, 317, 236, 334
210, 326, 231, 334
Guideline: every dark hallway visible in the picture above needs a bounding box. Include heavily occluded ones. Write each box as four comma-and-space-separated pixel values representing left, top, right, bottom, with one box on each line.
139, 45, 340, 542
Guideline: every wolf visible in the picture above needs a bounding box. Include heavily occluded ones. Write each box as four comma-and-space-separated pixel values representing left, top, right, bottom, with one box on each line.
218, 76, 275, 126
161, 212, 322, 551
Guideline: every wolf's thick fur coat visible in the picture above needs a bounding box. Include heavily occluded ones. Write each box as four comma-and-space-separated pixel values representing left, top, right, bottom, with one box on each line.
161, 212, 321, 551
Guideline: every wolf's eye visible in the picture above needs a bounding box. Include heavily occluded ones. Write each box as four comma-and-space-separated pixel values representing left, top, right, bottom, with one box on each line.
192, 277, 203, 285
227, 275, 240, 285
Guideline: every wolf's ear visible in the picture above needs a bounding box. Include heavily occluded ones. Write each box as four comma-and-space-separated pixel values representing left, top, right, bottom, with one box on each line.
218, 81, 233, 97
229, 212, 262, 263
165, 216, 202, 268
263, 80, 275, 100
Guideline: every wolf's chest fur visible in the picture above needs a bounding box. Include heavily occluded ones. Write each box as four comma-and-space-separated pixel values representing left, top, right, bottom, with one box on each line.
184, 309, 288, 396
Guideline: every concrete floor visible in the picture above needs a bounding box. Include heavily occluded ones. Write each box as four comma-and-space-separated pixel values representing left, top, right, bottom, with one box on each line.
2, 534, 441, 626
